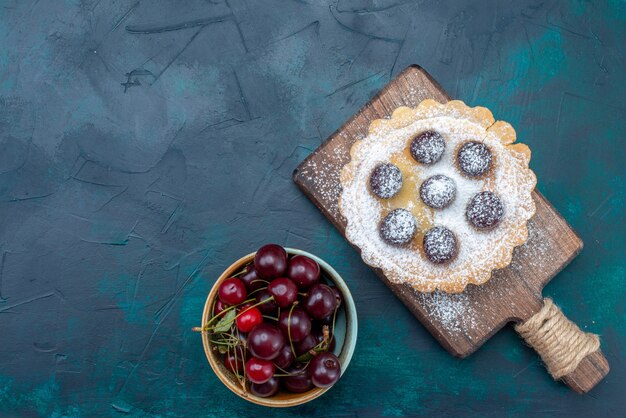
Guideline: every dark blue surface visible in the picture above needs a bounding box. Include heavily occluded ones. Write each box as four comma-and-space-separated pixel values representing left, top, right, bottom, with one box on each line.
0, 0, 624, 416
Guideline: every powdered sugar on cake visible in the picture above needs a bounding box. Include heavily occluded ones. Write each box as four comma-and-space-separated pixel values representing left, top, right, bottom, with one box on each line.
339, 103, 536, 293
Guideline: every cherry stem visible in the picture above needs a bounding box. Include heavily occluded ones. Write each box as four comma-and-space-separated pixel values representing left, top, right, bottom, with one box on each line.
232, 296, 274, 321
204, 295, 274, 331
287, 303, 297, 357
247, 285, 268, 298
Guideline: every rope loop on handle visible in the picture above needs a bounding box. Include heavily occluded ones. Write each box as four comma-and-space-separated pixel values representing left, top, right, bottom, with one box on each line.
515, 298, 600, 379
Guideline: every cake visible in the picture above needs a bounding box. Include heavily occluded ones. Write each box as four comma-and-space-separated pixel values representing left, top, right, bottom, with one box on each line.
339, 99, 537, 293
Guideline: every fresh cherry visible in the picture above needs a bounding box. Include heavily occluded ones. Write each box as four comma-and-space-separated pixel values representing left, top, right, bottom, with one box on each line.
278, 307, 312, 342
313, 328, 335, 352
240, 264, 264, 292
223, 345, 245, 374
218, 277, 247, 305
268, 277, 298, 308
304, 284, 337, 319
319, 315, 333, 326
294, 333, 318, 356
283, 367, 314, 393
273, 344, 295, 369
255, 289, 278, 315
309, 352, 341, 388
287, 255, 320, 289
254, 244, 288, 280
213, 299, 229, 316
246, 357, 275, 384
330, 286, 342, 309
250, 376, 280, 398
236, 306, 263, 333
248, 323, 285, 361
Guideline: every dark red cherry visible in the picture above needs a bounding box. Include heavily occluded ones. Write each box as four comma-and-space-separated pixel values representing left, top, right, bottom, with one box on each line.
304, 284, 337, 319
236, 306, 263, 333
287, 255, 320, 289
319, 315, 333, 326
329, 286, 342, 309
248, 323, 285, 361
309, 352, 341, 388
250, 376, 279, 398
278, 307, 312, 342
218, 277, 247, 305
213, 299, 229, 316
246, 357, 275, 384
254, 244, 288, 280
273, 344, 295, 369
294, 333, 318, 357
268, 277, 298, 308
283, 367, 314, 393
223, 345, 245, 374
255, 289, 278, 315
240, 264, 264, 292
313, 327, 336, 352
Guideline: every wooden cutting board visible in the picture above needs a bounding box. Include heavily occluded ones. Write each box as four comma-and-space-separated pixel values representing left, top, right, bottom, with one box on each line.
293, 65, 608, 393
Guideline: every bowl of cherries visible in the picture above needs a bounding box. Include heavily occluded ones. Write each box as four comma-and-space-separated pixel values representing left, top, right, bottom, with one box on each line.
196, 244, 357, 407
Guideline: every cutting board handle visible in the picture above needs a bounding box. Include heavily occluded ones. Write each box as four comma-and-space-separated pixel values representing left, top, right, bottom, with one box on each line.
515, 298, 609, 393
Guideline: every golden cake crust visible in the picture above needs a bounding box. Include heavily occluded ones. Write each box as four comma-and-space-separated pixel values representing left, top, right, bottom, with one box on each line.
339, 100, 537, 293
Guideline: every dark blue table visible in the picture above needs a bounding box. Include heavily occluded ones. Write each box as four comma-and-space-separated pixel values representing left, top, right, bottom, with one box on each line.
0, 1, 623, 416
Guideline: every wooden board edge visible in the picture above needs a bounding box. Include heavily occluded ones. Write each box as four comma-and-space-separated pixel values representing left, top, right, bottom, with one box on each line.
532, 191, 584, 291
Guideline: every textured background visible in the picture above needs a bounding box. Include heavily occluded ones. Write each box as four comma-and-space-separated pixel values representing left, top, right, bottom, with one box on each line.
0, 0, 624, 416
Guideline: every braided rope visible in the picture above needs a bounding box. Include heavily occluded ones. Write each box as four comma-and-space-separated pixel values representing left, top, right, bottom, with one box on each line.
515, 298, 600, 379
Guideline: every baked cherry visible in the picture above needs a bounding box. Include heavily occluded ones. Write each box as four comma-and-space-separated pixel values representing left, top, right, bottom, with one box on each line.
304, 284, 337, 319
309, 352, 341, 388
379, 208, 417, 246
369, 163, 403, 199
255, 289, 278, 315
218, 277, 247, 305
423, 226, 458, 264
466, 191, 504, 229
287, 255, 320, 289
246, 357, 275, 384
278, 307, 312, 342
248, 323, 285, 360
410, 130, 445, 165
273, 344, 295, 369
240, 264, 264, 292
236, 306, 263, 333
250, 376, 280, 397
268, 277, 298, 308
457, 141, 492, 177
283, 367, 314, 393
254, 244, 288, 279
420, 174, 456, 209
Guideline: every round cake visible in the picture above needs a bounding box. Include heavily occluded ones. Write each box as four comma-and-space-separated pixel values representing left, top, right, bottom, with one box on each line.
339, 99, 537, 293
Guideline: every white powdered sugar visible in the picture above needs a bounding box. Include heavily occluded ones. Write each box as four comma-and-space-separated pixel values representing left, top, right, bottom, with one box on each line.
416, 291, 476, 333
370, 163, 403, 199
380, 208, 417, 245
420, 174, 456, 209
339, 113, 536, 292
